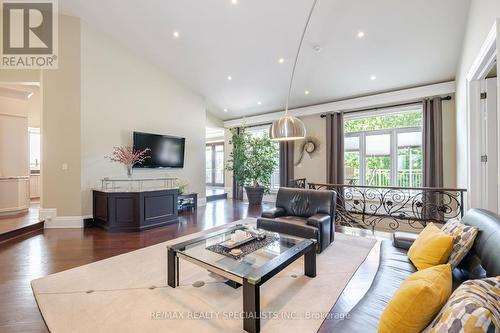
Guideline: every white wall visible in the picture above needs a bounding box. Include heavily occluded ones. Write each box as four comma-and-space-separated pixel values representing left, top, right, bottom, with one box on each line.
455, 0, 500, 188
80, 22, 206, 215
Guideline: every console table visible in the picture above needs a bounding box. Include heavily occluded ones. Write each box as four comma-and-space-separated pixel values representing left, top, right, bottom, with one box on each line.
93, 188, 179, 232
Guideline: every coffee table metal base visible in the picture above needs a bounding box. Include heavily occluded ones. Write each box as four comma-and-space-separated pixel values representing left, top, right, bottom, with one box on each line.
167, 240, 316, 333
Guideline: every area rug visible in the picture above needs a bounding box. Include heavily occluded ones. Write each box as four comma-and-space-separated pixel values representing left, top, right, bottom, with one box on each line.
31, 218, 377, 333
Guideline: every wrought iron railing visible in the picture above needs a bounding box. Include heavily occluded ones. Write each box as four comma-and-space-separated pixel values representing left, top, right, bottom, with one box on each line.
289, 178, 307, 189
308, 182, 467, 233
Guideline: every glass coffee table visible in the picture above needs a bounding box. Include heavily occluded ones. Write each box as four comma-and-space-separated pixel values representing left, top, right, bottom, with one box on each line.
167, 224, 317, 333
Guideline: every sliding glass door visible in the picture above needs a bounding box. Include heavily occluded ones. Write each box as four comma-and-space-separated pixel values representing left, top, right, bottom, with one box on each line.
206, 142, 224, 186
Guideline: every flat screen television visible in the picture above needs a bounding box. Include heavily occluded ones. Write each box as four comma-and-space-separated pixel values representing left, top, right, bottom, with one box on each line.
133, 132, 185, 169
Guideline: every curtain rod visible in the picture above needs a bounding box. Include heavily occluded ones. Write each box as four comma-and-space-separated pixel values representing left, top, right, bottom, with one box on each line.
319, 95, 452, 118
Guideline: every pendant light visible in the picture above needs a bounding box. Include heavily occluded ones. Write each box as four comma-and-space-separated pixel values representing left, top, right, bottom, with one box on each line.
270, 0, 318, 141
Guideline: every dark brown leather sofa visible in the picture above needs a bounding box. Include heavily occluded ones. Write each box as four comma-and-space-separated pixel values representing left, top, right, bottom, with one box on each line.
333, 208, 500, 333
256, 187, 336, 253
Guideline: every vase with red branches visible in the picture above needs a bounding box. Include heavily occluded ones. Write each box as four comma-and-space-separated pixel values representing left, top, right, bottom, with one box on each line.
106, 145, 151, 178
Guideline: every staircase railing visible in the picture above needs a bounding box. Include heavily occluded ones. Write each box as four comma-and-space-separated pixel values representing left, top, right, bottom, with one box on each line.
307, 182, 466, 233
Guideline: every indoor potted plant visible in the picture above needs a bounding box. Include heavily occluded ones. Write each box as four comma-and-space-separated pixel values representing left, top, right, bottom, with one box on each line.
226, 127, 279, 205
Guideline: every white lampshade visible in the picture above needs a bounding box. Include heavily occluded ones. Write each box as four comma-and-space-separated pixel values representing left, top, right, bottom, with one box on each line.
269, 115, 307, 141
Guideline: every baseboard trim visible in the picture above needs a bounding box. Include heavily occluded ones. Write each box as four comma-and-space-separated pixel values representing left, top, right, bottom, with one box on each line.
39, 208, 57, 221
44, 216, 83, 229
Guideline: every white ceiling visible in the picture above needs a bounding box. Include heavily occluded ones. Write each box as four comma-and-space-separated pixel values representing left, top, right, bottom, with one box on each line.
60, 0, 470, 121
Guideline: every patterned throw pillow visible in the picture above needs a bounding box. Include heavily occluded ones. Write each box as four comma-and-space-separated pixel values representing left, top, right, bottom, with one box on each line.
427, 277, 500, 333
441, 218, 478, 269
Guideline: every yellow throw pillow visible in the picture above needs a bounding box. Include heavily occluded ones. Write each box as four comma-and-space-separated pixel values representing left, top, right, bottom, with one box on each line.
408, 223, 454, 270
378, 264, 452, 333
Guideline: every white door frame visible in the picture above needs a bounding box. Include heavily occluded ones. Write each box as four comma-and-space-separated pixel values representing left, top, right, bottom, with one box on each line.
466, 21, 498, 210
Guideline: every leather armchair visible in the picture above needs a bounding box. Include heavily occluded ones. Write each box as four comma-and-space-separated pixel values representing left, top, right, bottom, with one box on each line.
257, 187, 337, 253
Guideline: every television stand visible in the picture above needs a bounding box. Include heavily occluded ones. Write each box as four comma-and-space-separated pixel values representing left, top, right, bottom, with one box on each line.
178, 192, 198, 212
92, 188, 179, 232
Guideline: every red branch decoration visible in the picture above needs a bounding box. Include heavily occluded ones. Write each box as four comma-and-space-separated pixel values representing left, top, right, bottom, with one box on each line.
106, 145, 151, 169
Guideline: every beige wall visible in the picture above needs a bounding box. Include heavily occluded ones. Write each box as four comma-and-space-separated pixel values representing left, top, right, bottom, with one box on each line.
0, 15, 206, 219
40, 15, 82, 216
455, 1, 500, 188
0, 96, 29, 177
80, 22, 206, 215
442, 98, 457, 187
293, 114, 327, 184
207, 111, 224, 129
27, 87, 41, 128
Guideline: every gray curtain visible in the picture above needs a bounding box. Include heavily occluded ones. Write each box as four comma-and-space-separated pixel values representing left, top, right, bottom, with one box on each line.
326, 112, 344, 184
279, 141, 294, 187
422, 97, 443, 222
232, 127, 244, 200
423, 97, 443, 187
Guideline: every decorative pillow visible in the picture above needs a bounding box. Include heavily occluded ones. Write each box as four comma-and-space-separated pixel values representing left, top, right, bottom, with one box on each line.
427, 277, 500, 333
408, 223, 454, 270
441, 218, 478, 269
378, 264, 452, 333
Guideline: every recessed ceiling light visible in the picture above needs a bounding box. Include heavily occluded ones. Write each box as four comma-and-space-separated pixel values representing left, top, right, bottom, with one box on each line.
227, 75, 232, 81
173, 31, 179, 38
304, 90, 310, 95
223, 108, 228, 112
231, 0, 238, 4
257, 101, 262, 105
357, 31, 365, 38
312, 45, 322, 53
370, 75, 377, 81
278, 58, 285, 64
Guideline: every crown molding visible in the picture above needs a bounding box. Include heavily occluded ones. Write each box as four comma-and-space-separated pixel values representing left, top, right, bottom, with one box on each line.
223, 81, 456, 128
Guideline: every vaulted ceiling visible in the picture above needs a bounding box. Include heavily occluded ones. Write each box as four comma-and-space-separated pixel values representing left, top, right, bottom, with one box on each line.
61, 0, 470, 120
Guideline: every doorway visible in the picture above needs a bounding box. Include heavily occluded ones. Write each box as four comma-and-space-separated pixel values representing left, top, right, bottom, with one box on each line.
479, 76, 498, 212
466, 22, 499, 212
206, 142, 224, 187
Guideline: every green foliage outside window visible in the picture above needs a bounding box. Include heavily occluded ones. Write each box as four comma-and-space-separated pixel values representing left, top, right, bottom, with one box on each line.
345, 111, 422, 133
344, 111, 424, 187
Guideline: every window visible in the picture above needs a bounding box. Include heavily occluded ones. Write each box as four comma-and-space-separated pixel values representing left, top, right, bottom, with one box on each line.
245, 125, 280, 192
29, 128, 41, 170
206, 142, 225, 186
344, 109, 423, 187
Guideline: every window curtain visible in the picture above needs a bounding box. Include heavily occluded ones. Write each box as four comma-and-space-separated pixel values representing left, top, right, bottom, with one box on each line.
423, 97, 443, 187
422, 97, 443, 222
279, 141, 294, 187
232, 127, 244, 200
326, 112, 345, 184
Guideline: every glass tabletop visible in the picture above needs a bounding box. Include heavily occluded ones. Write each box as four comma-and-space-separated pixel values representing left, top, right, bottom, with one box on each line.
169, 225, 310, 281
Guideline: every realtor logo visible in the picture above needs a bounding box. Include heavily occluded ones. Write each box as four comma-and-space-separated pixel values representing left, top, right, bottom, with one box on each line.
1, 0, 58, 68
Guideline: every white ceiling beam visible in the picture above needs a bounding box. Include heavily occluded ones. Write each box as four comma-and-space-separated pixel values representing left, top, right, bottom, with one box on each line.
223, 81, 456, 128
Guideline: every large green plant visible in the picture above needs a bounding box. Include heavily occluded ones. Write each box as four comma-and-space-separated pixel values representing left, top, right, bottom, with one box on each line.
226, 127, 279, 193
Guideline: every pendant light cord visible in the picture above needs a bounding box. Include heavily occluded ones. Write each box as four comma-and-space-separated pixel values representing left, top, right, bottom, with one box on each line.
284, 0, 319, 115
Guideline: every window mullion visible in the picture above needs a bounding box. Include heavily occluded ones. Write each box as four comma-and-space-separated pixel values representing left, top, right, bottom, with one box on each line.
391, 129, 398, 186
360, 133, 366, 185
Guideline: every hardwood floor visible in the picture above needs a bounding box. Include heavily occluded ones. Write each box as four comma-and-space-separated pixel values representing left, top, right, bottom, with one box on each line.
0, 200, 43, 241
0, 200, 271, 333
0, 199, 381, 333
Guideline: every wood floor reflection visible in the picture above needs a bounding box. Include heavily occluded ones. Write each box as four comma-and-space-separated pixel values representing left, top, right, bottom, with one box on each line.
0, 199, 380, 333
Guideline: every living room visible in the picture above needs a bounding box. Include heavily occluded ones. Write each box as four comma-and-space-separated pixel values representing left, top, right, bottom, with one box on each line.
0, 0, 499, 332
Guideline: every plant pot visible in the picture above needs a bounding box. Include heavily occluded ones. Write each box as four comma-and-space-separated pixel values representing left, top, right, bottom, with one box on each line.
245, 186, 265, 205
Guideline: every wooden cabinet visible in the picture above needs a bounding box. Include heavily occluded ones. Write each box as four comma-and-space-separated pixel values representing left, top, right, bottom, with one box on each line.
92, 189, 179, 232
